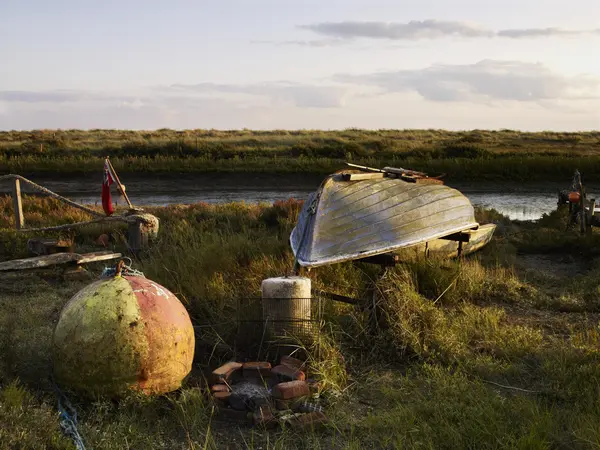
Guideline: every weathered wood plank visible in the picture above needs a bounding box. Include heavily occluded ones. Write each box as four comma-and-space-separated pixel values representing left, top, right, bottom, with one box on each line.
0, 253, 78, 271
27, 238, 73, 256
12, 178, 24, 230
76, 251, 122, 265
0, 251, 122, 272
341, 172, 386, 181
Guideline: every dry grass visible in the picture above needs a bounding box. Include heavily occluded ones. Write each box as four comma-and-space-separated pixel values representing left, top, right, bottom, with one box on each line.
1, 200, 600, 448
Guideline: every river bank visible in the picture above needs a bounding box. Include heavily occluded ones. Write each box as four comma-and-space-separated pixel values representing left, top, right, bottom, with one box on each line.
1, 173, 597, 221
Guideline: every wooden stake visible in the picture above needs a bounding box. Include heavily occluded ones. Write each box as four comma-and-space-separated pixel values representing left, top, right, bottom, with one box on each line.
12, 178, 24, 230
105, 157, 134, 209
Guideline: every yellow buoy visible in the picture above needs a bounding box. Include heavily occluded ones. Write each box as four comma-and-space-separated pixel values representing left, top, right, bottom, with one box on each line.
53, 272, 194, 397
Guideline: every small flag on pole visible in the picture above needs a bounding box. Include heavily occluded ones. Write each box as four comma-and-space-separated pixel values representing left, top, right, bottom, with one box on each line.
102, 159, 116, 216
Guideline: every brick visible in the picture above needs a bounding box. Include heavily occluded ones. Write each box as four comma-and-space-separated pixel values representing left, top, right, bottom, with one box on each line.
288, 411, 328, 431
281, 355, 306, 371
271, 380, 310, 400
210, 384, 230, 393
212, 361, 242, 383
271, 364, 305, 382
242, 361, 272, 379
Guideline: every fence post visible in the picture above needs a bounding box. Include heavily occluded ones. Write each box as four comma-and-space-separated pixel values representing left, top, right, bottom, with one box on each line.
12, 178, 24, 230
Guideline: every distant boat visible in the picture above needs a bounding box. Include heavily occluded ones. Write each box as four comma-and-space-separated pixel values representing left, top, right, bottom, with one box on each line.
290, 165, 495, 268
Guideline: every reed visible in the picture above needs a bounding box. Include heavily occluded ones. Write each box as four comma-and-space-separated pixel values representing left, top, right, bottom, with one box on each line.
3, 128, 600, 180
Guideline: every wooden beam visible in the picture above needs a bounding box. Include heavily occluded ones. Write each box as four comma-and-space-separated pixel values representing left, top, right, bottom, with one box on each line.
76, 251, 123, 265
318, 291, 361, 305
414, 178, 444, 185
12, 178, 24, 230
341, 172, 386, 181
439, 232, 472, 243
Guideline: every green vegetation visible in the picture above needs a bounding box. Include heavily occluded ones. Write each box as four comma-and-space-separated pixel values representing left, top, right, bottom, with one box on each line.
3, 128, 600, 180
2, 197, 600, 448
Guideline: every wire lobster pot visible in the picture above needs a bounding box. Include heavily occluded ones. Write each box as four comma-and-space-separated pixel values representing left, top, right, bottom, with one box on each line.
236, 296, 323, 359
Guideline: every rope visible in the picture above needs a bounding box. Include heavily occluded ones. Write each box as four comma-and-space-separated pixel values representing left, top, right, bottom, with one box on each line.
0, 174, 103, 218
52, 382, 87, 450
100, 258, 145, 278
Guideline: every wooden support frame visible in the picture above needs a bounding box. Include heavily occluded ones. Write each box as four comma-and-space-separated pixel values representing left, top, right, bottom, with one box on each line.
439, 231, 472, 243
318, 291, 361, 305
357, 253, 400, 267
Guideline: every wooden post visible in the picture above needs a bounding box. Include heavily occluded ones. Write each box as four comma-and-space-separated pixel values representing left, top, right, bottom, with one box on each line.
128, 220, 147, 253
588, 198, 596, 234
12, 178, 24, 230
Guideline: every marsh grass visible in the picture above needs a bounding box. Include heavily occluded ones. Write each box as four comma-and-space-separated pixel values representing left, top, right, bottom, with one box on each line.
3, 129, 600, 180
2, 200, 600, 448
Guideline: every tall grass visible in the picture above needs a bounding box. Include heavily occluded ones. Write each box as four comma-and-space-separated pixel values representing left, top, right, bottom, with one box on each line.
2, 128, 600, 180
2, 200, 600, 447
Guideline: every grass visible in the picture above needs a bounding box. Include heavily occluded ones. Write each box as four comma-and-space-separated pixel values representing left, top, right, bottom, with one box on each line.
2, 197, 600, 448
3, 128, 600, 180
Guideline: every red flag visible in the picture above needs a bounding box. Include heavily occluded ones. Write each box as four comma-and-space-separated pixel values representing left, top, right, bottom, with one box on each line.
102, 159, 116, 216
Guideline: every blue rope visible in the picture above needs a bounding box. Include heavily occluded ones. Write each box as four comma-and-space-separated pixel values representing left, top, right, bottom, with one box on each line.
53, 383, 86, 450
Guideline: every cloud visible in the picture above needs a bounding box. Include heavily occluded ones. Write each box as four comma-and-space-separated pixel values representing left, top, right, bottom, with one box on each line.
335, 60, 600, 103
252, 39, 346, 47
171, 82, 349, 108
497, 28, 583, 38
0, 90, 138, 104
0, 90, 85, 103
300, 20, 492, 40
299, 20, 599, 42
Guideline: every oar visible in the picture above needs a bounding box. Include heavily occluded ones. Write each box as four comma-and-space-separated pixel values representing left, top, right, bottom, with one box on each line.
345, 162, 385, 173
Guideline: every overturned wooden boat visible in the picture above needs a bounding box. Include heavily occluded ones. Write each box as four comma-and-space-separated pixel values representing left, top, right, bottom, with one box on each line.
291, 164, 495, 268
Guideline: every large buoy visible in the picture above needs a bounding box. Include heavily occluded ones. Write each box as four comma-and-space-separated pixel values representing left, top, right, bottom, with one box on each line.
53, 268, 194, 397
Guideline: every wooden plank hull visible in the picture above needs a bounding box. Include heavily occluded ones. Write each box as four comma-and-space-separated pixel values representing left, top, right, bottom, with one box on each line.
394, 223, 497, 260
291, 171, 481, 268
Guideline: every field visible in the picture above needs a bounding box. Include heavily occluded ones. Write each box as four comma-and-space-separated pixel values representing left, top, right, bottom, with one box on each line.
2, 195, 600, 449
3, 129, 600, 180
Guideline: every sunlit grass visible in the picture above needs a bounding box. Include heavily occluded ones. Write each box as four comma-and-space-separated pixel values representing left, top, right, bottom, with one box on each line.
2, 200, 600, 448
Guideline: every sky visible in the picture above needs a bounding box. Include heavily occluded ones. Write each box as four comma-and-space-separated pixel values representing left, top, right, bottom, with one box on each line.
1, 0, 599, 131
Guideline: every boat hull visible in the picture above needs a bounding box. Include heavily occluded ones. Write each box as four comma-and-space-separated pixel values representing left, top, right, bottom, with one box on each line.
291, 172, 481, 268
